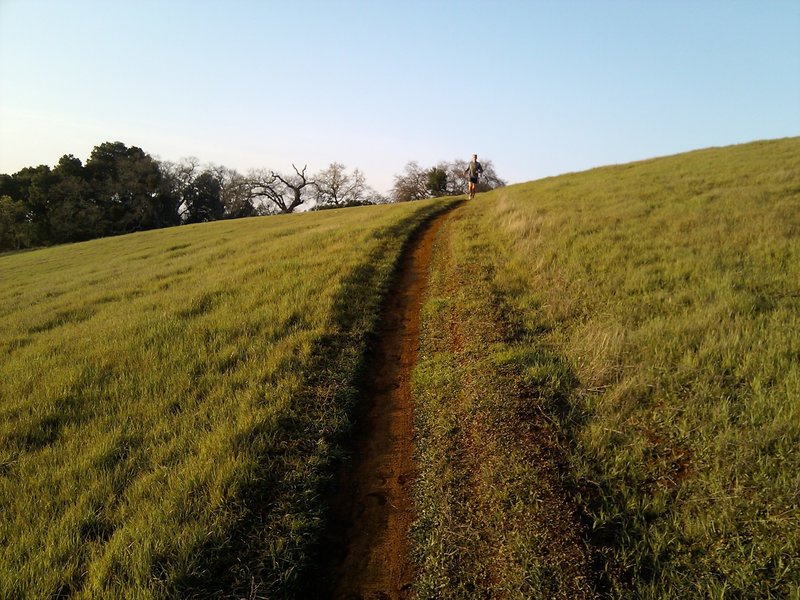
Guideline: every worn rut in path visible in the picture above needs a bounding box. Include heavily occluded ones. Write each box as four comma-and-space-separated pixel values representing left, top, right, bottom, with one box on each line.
315, 209, 452, 599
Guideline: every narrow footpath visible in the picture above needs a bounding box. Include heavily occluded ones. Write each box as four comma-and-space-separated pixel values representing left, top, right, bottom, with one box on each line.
316, 209, 452, 599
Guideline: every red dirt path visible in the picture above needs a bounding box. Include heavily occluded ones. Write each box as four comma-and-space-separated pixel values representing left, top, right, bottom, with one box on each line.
318, 210, 451, 599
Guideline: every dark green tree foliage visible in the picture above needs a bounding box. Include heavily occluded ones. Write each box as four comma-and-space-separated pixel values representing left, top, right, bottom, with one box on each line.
0, 195, 31, 250
184, 171, 225, 223
0, 141, 181, 250
0, 140, 378, 251
48, 155, 94, 243
426, 166, 448, 197
85, 142, 180, 235
4, 165, 53, 244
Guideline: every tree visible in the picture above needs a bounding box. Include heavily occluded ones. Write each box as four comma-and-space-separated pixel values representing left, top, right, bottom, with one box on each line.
391, 161, 429, 202
85, 141, 179, 235
0, 160, 95, 246
313, 163, 374, 208
47, 155, 96, 243
162, 160, 257, 221
0, 174, 19, 200
0, 195, 32, 251
443, 158, 506, 195
183, 171, 224, 223
9, 165, 53, 244
247, 164, 313, 214
471, 158, 505, 193
210, 165, 259, 219
392, 157, 506, 201
426, 166, 448, 197
444, 159, 470, 196
1, 141, 188, 249
161, 157, 200, 222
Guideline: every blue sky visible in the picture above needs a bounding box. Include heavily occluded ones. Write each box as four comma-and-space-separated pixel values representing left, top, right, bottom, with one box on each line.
1, 0, 798, 193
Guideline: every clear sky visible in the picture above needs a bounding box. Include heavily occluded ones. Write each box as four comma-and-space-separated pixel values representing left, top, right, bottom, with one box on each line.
1, 0, 798, 194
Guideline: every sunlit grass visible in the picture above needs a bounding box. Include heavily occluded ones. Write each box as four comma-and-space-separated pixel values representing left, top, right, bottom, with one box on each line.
411, 207, 594, 598
4, 137, 798, 597
413, 137, 800, 597
0, 199, 455, 598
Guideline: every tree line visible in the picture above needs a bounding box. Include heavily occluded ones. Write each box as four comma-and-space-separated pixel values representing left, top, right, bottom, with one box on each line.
0, 141, 504, 251
391, 158, 505, 201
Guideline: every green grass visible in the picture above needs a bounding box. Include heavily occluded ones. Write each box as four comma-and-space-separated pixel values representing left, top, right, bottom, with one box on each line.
412, 137, 800, 598
411, 207, 595, 598
4, 137, 799, 598
0, 198, 456, 599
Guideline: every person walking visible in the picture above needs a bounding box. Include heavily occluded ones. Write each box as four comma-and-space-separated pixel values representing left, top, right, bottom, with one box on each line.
464, 154, 483, 199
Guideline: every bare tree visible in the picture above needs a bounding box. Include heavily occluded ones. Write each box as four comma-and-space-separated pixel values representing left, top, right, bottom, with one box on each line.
247, 164, 313, 214
313, 162, 374, 208
443, 158, 506, 195
208, 165, 259, 218
392, 158, 505, 201
473, 159, 505, 192
445, 159, 469, 196
391, 161, 429, 202
161, 157, 200, 220
245, 169, 280, 214
273, 164, 313, 213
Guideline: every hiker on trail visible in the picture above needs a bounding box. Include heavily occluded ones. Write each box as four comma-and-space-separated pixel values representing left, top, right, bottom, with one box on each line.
464, 154, 483, 199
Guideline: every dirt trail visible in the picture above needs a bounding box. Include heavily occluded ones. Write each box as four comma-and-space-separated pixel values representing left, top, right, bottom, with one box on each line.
316, 210, 452, 599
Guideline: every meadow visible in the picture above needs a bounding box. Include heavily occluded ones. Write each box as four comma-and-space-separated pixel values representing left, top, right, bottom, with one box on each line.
411, 137, 800, 597
0, 198, 455, 599
2, 137, 798, 599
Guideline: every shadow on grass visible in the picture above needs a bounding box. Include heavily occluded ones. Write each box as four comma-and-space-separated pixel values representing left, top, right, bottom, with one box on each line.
169, 202, 460, 600
495, 285, 697, 595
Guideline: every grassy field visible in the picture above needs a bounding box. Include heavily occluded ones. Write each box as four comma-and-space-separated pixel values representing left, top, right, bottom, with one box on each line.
412, 137, 800, 598
3, 137, 798, 599
0, 198, 456, 599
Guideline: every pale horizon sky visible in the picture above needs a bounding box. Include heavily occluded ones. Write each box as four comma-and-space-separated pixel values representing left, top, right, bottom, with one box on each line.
1, 0, 799, 194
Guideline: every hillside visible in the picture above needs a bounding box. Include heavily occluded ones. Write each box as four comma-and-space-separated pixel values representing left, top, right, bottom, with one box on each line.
411, 137, 800, 597
1, 137, 798, 598
0, 198, 456, 598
